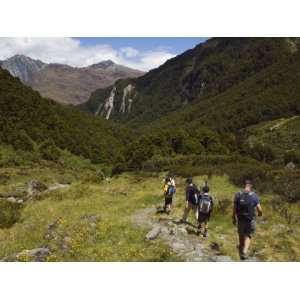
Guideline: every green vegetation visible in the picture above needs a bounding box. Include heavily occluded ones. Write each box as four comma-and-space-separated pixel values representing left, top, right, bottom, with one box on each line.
0, 68, 132, 164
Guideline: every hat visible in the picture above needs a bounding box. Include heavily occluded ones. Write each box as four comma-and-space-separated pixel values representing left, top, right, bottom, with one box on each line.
186, 177, 193, 184
245, 179, 253, 185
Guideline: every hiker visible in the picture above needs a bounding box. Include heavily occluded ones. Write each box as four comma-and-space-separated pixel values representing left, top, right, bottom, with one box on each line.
198, 184, 213, 237
180, 177, 200, 223
232, 179, 263, 260
163, 177, 176, 213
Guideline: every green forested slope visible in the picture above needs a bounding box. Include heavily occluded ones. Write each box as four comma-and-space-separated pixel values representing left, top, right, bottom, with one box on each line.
0, 68, 132, 164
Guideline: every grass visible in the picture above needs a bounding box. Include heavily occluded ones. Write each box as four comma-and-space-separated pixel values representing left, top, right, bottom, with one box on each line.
0, 147, 300, 261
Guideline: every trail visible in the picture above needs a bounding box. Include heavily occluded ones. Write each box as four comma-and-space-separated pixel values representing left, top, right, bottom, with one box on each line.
132, 207, 234, 262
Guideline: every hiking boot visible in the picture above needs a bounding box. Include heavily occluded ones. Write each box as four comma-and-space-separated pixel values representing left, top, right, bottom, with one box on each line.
240, 252, 248, 260
203, 230, 208, 238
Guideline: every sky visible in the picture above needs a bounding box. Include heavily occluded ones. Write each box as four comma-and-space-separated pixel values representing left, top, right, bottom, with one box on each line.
0, 37, 207, 71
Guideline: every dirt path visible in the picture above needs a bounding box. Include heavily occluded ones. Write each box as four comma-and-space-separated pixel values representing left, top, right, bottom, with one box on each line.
132, 207, 234, 262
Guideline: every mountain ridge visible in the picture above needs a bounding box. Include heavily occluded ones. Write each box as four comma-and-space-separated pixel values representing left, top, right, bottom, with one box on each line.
80, 37, 300, 125
0, 55, 144, 105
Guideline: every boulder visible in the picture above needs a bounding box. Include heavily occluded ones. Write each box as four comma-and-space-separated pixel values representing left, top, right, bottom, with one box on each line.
1, 247, 50, 262
211, 255, 233, 262
27, 180, 47, 196
145, 225, 161, 240
47, 183, 69, 191
285, 162, 296, 170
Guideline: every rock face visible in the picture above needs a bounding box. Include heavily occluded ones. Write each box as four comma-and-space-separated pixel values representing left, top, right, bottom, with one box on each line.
1, 247, 50, 262
0, 55, 143, 105
94, 84, 136, 119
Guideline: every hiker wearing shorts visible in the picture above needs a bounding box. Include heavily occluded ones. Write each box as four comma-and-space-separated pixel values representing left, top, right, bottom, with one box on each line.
232, 180, 263, 260
198, 185, 213, 237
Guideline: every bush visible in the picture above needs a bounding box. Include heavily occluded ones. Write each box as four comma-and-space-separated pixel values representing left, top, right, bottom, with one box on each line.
245, 143, 275, 162
284, 150, 300, 165
226, 162, 274, 191
274, 170, 300, 202
10, 130, 35, 152
0, 201, 22, 228
39, 139, 61, 162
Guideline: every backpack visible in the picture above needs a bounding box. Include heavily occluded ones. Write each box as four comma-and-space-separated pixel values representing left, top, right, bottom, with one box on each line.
165, 184, 175, 197
187, 185, 199, 205
199, 194, 212, 214
236, 191, 255, 221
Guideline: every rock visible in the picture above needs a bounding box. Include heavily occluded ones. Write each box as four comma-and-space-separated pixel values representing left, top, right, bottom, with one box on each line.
145, 225, 161, 240
47, 183, 69, 191
1, 247, 50, 262
27, 180, 47, 196
211, 255, 233, 262
61, 236, 72, 251
81, 215, 98, 223
285, 162, 296, 170
7, 196, 17, 202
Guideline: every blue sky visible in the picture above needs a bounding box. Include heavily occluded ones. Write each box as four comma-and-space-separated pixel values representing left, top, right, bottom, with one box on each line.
75, 37, 207, 55
0, 37, 208, 71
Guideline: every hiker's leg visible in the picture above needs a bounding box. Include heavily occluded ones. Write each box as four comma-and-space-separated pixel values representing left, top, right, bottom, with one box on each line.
193, 205, 199, 221
239, 234, 245, 254
244, 236, 251, 255
182, 202, 191, 222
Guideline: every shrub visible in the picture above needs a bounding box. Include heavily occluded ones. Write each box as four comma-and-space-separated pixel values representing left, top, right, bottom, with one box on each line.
39, 139, 61, 162
226, 162, 274, 191
274, 170, 300, 202
10, 130, 35, 152
284, 150, 300, 165
0, 201, 22, 228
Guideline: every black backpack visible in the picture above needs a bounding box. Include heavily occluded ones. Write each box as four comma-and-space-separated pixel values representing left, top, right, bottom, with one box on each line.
236, 192, 255, 221
199, 194, 212, 214
187, 185, 199, 205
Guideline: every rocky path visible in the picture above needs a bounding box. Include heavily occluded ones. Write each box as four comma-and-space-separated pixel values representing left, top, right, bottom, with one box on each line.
132, 207, 234, 262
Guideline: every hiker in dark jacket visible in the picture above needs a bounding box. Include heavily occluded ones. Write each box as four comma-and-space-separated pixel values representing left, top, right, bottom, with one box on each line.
233, 180, 263, 260
180, 177, 200, 223
198, 185, 213, 237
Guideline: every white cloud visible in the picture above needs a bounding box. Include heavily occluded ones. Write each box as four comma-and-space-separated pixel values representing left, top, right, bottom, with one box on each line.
120, 47, 139, 58
0, 38, 175, 71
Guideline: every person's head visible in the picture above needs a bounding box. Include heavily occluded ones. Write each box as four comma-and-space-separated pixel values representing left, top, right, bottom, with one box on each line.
244, 179, 253, 191
186, 177, 193, 185
165, 177, 171, 184
202, 185, 210, 193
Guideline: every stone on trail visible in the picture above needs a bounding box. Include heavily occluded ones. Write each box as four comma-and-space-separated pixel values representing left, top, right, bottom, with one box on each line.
211, 255, 233, 262
145, 225, 161, 240
1, 247, 50, 262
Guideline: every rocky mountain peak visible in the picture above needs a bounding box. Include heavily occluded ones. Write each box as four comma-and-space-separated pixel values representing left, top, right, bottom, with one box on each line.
0, 54, 46, 82
89, 60, 115, 69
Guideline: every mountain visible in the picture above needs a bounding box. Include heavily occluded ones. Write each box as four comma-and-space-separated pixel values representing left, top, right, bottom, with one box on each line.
80, 37, 300, 127
0, 67, 132, 164
0, 55, 143, 105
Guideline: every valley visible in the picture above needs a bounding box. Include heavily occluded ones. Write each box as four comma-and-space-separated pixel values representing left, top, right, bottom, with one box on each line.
1, 37, 300, 261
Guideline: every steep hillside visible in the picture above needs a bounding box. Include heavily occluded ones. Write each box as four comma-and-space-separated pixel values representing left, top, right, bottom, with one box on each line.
0, 55, 143, 105
0, 68, 132, 164
241, 116, 300, 159
145, 51, 300, 132
80, 38, 299, 123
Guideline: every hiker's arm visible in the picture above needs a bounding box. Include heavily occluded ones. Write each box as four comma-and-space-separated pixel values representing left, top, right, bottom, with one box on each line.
232, 196, 237, 225
256, 204, 263, 217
